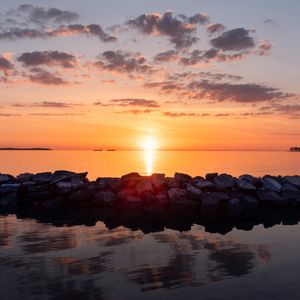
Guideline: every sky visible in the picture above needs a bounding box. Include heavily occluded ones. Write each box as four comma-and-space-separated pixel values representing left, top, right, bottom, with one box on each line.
0, 0, 299, 150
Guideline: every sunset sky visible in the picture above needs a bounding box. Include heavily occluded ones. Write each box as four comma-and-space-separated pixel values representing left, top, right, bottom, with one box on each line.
0, 0, 299, 150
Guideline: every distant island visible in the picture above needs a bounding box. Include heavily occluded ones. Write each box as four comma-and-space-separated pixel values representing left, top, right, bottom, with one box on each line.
0, 148, 52, 151
290, 147, 300, 152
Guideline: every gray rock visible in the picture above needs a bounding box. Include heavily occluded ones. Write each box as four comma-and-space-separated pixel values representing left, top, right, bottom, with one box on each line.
56, 181, 73, 192
71, 178, 84, 189
50, 170, 87, 184
17, 173, 33, 182
205, 173, 218, 181
284, 176, 300, 188
124, 195, 143, 208
151, 173, 165, 191
239, 174, 258, 185
26, 184, 49, 193
121, 172, 142, 188
213, 174, 235, 189
281, 183, 298, 192
211, 191, 230, 202
117, 189, 136, 201
201, 193, 220, 207
186, 185, 202, 200
168, 188, 187, 205
68, 189, 93, 203
257, 190, 286, 206
241, 195, 259, 205
32, 172, 52, 183
135, 178, 154, 195
281, 191, 300, 201
157, 193, 169, 206
43, 197, 63, 209
263, 177, 281, 192
227, 198, 240, 208
235, 179, 256, 190
0, 174, 15, 184
0, 183, 21, 195
174, 172, 191, 187
96, 178, 122, 191
93, 191, 116, 207
194, 180, 214, 189
0, 192, 18, 207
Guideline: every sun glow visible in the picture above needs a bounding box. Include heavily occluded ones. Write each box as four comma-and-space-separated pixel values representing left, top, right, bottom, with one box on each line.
140, 137, 158, 151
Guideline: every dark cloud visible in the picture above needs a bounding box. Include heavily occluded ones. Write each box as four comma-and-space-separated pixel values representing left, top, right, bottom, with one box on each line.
12, 101, 81, 108
111, 98, 160, 108
17, 51, 77, 68
125, 11, 205, 50
0, 56, 14, 71
187, 13, 210, 24
153, 50, 178, 63
0, 24, 116, 42
14, 4, 79, 24
116, 109, 155, 114
207, 23, 226, 35
210, 28, 255, 51
28, 69, 68, 85
163, 111, 200, 117
94, 50, 153, 74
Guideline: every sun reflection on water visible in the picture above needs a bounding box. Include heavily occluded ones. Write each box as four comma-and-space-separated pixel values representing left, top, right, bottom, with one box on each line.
145, 150, 154, 175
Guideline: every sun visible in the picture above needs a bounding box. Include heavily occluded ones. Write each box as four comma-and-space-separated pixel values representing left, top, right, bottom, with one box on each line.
140, 137, 157, 151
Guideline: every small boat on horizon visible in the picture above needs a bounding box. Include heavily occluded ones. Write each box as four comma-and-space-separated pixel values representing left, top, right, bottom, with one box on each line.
290, 147, 300, 152
106, 149, 116, 151
93, 149, 103, 151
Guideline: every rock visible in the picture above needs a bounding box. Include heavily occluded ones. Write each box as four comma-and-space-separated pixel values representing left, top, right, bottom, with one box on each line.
32, 172, 52, 183
0, 183, 21, 195
0, 192, 18, 207
165, 177, 176, 188
211, 191, 230, 202
257, 190, 286, 206
43, 197, 63, 209
135, 178, 154, 195
121, 172, 142, 188
56, 181, 73, 192
262, 177, 281, 192
168, 188, 187, 205
117, 189, 136, 201
235, 179, 256, 190
227, 198, 241, 208
92, 191, 116, 207
26, 184, 49, 193
281, 183, 298, 192
186, 185, 202, 200
96, 178, 122, 191
281, 191, 300, 201
0, 174, 15, 184
239, 174, 258, 185
151, 174, 166, 191
71, 178, 84, 189
123, 195, 143, 208
205, 173, 218, 181
241, 195, 259, 206
16, 173, 33, 182
50, 170, 87, 184
157, 193, 169, 206
284, 176, 300, 188
174, 172, 191, 188
194, 180, 214, 190
201, 193, 220, 207
213, 174, 235, 189
68, 189, 93, 204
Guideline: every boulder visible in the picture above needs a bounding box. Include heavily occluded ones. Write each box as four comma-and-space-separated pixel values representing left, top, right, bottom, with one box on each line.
211, 191, 230, 202
135, 178, 154, 195
121, 172, 142, 188
92, 191, 116, 207
174, 172, 191, 188
186, 185, 202, 200
257, 190, 286, 206
205, 173, 218, 181
227, 198, 241, 209
50, 170, 87, 184
96, 177, 122, 191
168, 188, 187, 205
194, 180, 214, 190
235, 179, 256, 191
123, 195, 143, 208
16, 173, 33, 182
151, 173, 166, 191
201, 193, 220, 207
68, 189, 93, 204
0, 192, 18, 207
165, 177, 176, 188
56, 181, 73, 193
0, 174, 15, 184
117, 189, 136, 201
262, 177, 281, 192
284, 176, 300, 188
213, 174, 235, 189
241, 195, 259, 206
0, 183, 21, 195
156, 192, 169, 206
281, 183, 298, 192
43, 197, 63, 209
239, 174, 258, 185
32, 172, 52, 184
281, 191, 300, 201
71, 178, 84, 189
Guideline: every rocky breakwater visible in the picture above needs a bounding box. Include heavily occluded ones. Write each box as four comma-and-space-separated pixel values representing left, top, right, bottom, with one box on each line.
1, 170, 300, 212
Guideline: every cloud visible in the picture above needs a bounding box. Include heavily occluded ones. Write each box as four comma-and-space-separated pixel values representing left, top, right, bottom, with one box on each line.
0, 113, 21, 117
17, 51, 77, 68
210, 28, 255, 51
206, 23, 225, 35
257, 41, 272, 56
125, 11, 206, 50
163, 111, 200, 117
94, 50, 154, 74
28, 69, 68, 85
12, 101, 81, 108
95, 98, 160, 108
116, 109, 155, 114
153, 50, 179, 63
13, 4, 80, 24
0, 24, 117, 42
29, 113, 85, 116
0, 56, 14, 71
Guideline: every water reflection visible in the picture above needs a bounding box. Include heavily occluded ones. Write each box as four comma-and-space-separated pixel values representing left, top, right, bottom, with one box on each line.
144, 150, 154, 175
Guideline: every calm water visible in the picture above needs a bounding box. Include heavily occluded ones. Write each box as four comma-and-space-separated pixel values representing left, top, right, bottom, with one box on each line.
0, 150, 300, 179
1, 150, 300, 299
1, 212, 300, 300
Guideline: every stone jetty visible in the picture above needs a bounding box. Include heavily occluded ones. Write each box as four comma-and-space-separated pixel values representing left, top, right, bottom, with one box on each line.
1, 170, 300, 211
